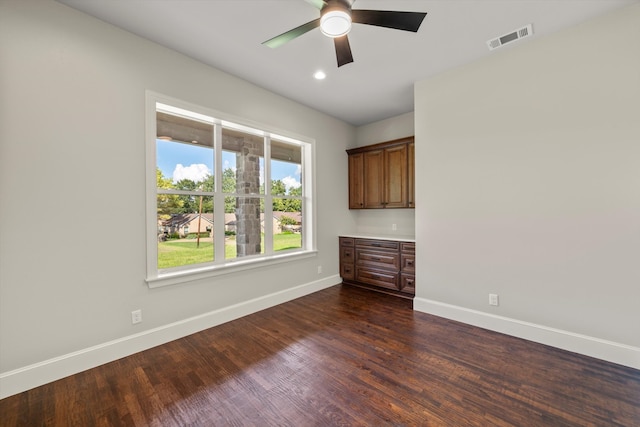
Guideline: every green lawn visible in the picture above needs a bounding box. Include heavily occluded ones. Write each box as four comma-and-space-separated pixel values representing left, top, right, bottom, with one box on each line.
158, 233, 302, 269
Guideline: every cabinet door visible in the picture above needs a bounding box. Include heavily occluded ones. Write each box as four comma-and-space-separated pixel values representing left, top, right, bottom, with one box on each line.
348, 153, 365, 209
384, 144, 408, 208
407, 142, 415, 208
363, 149, 385, 208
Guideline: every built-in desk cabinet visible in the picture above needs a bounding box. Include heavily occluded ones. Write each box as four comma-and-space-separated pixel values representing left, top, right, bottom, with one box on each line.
339, 237, 415, 298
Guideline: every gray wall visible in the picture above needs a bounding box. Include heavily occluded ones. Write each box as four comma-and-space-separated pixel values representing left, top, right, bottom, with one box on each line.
0, 0, 356, 396
414, 4, 640, 367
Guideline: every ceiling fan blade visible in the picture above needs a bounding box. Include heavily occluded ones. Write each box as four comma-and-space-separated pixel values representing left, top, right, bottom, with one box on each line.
334, 35, 353, 67
303, 0, 327, 10
351, 10, 427, 32
262, 18, 321, 48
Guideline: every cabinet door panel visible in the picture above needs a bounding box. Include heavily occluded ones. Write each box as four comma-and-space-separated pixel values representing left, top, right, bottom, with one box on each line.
384, 144, 408, 208
401, 254, 415, 273
341, 263, 355, 280
363, 150, 385, 208
400, 273, 415, 294
340, 247, 354, 263
348, 153, 364, 209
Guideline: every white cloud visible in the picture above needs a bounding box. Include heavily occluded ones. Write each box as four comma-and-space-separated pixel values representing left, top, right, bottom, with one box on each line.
282, 175, 301, 191
172, 163, 211, 182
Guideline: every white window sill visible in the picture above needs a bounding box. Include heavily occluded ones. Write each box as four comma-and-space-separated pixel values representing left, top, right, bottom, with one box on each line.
146, 250, 318, 288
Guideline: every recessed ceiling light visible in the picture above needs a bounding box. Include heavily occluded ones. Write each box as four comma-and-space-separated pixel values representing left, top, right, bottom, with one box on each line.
314, 70, 326, 80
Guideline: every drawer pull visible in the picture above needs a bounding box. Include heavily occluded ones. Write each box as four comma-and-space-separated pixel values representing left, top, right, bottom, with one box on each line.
372, 243, 381, 247
407, 260, 414, 266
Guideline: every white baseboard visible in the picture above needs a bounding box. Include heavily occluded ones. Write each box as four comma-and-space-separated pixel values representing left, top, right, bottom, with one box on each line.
0, 275, 340, 399
413, 297, 640, 370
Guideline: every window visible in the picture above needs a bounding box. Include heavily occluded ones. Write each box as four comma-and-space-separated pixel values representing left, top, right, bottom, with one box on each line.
146, 93, 315, 286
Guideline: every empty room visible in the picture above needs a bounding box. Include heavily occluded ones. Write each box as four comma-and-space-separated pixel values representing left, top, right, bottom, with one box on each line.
1, 0, 638, 425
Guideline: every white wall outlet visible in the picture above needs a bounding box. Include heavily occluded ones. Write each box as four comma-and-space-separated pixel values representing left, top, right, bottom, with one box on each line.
392, 223, 397, 231
317, 265, 322, 274
131, 309, 142, 324
489, 294, 499, 306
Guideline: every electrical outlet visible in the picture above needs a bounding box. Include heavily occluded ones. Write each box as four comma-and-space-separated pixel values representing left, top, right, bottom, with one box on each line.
392, 223, 397, 231
131, 309, 142, 324
317, 265, 322, 274
489, 294, 499, 306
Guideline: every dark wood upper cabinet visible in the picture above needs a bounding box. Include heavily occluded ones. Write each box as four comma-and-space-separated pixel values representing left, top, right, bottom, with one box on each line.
348, 152, 365, 209
347, 137, 414, 209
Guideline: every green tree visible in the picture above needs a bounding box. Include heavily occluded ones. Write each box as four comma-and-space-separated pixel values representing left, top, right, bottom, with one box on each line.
222, 168, 236, 213
175, 178, 197, 213
284, 185, 302, 212
279, 215, 297, 226
199, 174, 214, 213
156, 168, 182, 219
271, 179, 286, 196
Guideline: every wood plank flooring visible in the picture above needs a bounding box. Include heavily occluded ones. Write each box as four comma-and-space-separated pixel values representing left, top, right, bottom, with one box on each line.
1, 284, 639, 426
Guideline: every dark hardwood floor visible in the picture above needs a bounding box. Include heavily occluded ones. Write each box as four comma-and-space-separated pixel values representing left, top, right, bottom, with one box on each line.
1, 284, 638, 426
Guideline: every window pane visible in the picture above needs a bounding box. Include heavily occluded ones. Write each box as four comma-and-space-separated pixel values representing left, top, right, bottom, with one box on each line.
226, 197, 264, 259
157, 196, 214, 269
156, 109, 214, 191
270, 139, 301, 196
273, 202, 302, 251
222, 127, 264, 195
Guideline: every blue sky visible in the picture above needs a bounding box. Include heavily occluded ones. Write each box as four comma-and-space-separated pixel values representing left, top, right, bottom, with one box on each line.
157, 139, 301, 189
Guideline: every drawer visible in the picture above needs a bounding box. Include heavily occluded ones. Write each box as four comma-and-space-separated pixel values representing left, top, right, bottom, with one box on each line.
340, 247, 354, 263
340, 263, 354, 280
355, 239, 399, 251
401, 242, 415, 253
356, 249, 399, 270
401, 253, 415, 272
400, 273, 415, 294
356, 267, 399, 290
340, 237, 355, 247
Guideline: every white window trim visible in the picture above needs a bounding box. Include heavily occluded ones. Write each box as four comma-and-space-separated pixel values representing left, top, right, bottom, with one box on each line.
145, 91, 317, 288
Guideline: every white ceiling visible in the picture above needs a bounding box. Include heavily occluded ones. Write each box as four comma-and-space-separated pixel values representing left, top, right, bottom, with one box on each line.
57, 0, 637, 126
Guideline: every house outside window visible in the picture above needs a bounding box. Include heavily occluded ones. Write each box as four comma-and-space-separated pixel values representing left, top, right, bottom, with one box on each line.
146, 92, 315, 286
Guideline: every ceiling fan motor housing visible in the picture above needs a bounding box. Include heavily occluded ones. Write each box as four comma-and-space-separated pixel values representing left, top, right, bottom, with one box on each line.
320, 1, 353, 38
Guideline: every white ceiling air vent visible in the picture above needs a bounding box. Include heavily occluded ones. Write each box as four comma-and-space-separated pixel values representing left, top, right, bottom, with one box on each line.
487, 24, 533, 51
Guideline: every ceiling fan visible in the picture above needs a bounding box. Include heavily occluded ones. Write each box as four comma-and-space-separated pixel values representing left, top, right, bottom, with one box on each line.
262, 0, 427, 67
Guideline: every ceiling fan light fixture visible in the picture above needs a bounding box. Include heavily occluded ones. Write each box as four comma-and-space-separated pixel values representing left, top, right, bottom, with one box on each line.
320, 8, 352, 38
